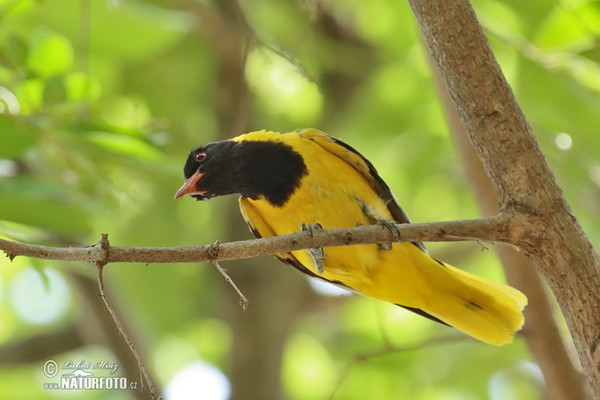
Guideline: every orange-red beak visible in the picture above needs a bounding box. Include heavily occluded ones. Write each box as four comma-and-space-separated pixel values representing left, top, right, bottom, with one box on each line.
174, 170, 206, 199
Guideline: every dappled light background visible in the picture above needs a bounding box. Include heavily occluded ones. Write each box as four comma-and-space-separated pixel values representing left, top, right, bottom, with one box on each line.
0, 0, 599, 399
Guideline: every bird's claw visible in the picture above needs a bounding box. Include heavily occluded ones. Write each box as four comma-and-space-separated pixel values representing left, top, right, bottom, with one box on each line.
308, 249, 325, 275
301, 222, 323, 236
377, 218, 401, 250
302, 222, 325, 274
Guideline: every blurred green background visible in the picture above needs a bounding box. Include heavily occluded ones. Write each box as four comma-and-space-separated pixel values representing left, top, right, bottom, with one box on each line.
0, 0, 598, 399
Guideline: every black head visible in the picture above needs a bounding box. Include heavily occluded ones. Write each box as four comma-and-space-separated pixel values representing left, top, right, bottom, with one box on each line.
175, 139, 307, 207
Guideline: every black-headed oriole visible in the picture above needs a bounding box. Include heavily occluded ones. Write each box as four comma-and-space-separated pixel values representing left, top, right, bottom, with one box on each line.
175, 129, 527, 345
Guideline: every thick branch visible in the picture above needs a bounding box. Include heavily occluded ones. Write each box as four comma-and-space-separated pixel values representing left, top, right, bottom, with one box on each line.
0, 215, 512, 264
434, 57, 590, 399
407, 0, 562, 212
408, 0, 600, 396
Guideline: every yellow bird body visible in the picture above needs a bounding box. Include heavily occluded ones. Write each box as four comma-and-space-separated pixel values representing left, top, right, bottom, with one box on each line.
176, 128, 527, 345
236, 130, 526, 345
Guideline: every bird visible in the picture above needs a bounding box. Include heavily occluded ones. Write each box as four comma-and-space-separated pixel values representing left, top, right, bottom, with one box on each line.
174, 128, 527, 345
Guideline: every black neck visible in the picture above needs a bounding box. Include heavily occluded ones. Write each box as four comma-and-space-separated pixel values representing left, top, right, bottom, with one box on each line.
200, 140, 308, 207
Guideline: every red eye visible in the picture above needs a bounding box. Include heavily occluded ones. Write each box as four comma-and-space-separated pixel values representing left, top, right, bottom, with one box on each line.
194, 152, 206, 162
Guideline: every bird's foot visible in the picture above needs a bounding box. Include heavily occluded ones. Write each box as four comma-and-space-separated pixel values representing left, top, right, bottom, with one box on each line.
301, 222, 325, 274
377, 218, 401, 250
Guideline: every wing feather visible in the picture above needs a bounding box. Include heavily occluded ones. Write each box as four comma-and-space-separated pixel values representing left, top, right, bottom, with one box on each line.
297, 129, 427, 252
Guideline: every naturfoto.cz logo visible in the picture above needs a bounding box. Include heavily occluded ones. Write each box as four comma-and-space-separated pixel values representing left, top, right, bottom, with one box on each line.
43, 359, 138, 391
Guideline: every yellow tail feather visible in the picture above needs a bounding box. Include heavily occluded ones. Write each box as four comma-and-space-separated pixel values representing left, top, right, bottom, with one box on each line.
421, 259, 527, 345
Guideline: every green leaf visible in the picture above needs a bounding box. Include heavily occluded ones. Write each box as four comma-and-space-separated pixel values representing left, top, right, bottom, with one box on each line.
26, 29, 74, 78
43, 76, 67, 105
534, 2, 600, 51
85, 131, 162, 160
0, 179, 90, 235
14, 78, 44, 113
25, 0, 191, 62
64, 72, 101, 102
0, 34, 28, 69
99, 96, 152, 132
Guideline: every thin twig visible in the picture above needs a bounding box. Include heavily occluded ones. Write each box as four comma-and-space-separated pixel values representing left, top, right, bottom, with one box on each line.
327, 334, 468, 400
212, 260, 250, 310
207, 240, 250, 310
373, 303, 393, 349
95, 234, 161, 400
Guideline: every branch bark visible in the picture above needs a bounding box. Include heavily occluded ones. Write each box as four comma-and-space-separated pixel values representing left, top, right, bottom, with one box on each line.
0, 215, 513, 265
434, 55, 590, 399
407, 0, 600, 396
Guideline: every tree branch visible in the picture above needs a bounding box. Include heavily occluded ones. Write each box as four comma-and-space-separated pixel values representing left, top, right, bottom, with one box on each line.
0, 215, 514, 265
433, 53, 590, 399
95, 239, 159, 399
407, 0, 600, 396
